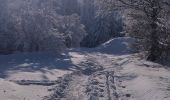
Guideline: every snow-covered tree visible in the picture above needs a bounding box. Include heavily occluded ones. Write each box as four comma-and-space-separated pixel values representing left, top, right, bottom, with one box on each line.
80, 0, 124, 47
0, 0, 17, 54
60, 0, 79, 15
0, 0, 86, 54
100, 0, 170, 61
57, 14, 87, 48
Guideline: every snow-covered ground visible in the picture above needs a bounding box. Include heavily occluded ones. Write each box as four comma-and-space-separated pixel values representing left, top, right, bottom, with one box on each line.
0, 37, 170, 100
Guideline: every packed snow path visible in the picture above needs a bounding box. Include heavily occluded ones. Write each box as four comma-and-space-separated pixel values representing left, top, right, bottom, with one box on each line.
43, 52, 170, 100
43, 52, 121, 100
0, 37, 170, 100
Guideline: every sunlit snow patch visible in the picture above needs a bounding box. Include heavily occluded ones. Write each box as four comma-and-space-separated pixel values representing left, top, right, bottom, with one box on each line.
96, 37, 135, 55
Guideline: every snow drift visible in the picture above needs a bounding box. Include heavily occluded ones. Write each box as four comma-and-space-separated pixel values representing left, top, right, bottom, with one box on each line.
96, 37, 134, 55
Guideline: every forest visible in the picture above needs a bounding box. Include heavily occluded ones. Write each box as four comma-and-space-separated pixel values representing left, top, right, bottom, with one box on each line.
0, 0, 123, 53
0, 0, 170, 100
0, 0, 170, 61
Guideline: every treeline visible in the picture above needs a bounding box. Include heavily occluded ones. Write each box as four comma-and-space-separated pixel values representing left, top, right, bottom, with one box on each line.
0, 0, 123, 54
0, 0, 86, 53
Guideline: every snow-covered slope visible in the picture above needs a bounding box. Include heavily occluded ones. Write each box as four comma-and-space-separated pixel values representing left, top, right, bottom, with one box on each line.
96, 37, 134, 54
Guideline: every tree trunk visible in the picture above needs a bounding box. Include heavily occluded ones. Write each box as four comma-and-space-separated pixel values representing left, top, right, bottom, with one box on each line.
147, 19, 161, 61
147, 33, 161, 61
147, 1, 162, 61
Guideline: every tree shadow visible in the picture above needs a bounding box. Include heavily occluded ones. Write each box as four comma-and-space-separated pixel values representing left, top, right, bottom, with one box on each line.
0, 52, 76, 79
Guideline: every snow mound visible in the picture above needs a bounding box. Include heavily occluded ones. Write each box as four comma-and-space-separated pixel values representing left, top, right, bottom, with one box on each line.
96, 37, 134, 55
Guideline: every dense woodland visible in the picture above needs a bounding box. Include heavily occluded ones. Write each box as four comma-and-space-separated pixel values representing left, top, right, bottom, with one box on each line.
0, 0, 170, 61
0, 0, 123, 53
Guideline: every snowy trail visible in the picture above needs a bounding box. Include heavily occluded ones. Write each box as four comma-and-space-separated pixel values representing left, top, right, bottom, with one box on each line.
51, 52, 170, 100
0, 37, 170, 100
41, 51, 121, 100
0, 50, 170, 100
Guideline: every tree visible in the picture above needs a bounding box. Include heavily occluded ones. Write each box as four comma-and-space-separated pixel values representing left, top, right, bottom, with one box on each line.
0, 0, 87, 54
59, 0, 79, 15
101, 0, 170, 61
0, 0, 16, 54
57, 14, 87, 48
80, 0, 124, 47
80, 0, 96, 33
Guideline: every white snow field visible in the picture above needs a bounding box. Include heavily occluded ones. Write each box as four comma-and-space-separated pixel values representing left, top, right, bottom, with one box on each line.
0, 37, 170, 100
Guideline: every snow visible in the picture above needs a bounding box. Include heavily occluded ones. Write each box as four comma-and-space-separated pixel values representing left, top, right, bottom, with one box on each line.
96, 37, 135, 55
0, 52, 72, 100
0, 37, 170, 100
0, 79, 50, 100
116, 61, 170, 100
